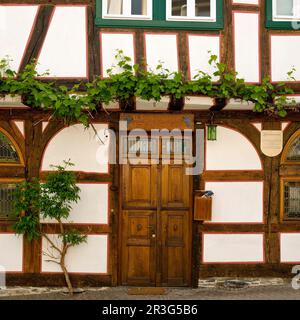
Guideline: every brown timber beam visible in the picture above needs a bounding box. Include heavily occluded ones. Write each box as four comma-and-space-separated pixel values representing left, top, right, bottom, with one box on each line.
19, 5, 55, 72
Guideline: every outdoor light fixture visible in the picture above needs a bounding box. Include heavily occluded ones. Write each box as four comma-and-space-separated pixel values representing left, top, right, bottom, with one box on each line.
207, 113, 217, 141
207, 124, 217, 141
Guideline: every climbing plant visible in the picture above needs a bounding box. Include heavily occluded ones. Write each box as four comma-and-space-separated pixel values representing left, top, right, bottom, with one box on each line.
0, 51, 297, 125
13, 161, 86, 295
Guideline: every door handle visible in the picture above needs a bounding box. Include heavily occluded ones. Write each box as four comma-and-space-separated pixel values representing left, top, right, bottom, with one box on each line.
147, 225, 156, 238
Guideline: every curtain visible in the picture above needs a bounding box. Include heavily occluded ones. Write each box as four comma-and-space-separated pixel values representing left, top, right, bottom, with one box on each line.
276, 0, 293, 16
107, 0, 123, 14
132, 0, 148, 15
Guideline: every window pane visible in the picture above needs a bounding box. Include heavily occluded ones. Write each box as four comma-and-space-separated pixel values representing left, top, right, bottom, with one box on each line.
172, 0, 187, 17
276, 0, 293, 16
0, 184, 16, 220
196, 0, 211, 17
0, 132, 19, 163
284, 181, 300, 219
131, 0, 147, 15
107, 0, 123, 15
286, 136, 300, 161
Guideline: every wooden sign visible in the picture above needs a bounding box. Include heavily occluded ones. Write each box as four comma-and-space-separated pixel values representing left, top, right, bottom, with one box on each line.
261, 130, 283, 157
120, 113, 194, 131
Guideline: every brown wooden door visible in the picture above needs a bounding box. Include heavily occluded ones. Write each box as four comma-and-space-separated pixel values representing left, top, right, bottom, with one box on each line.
120, 157, 192, 286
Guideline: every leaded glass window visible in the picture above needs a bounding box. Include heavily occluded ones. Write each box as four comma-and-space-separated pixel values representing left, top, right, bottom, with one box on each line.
286, 136, 300, 161
0, 132, 19, 163
0, 184, 16, 220
284, 181, 300, 219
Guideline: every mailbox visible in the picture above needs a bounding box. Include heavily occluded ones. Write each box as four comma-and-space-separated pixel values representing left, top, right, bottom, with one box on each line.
194, 191, 212, 221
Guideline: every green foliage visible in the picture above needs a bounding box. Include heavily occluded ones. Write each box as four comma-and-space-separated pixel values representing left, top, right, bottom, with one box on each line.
0, 51, 297, 121
39, 162, 80, 221
13, 179, 41, 241
13, 161, 85, 247
60, 229, 87, 247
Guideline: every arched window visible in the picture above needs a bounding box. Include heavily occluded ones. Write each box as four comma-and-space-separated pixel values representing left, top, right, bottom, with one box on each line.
281, 129, 300, 221
0, 130, 23, 221
285, 135, 300, 161
0, 132, 19, 163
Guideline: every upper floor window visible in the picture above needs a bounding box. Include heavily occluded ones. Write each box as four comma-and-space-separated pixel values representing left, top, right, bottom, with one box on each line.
273, 0, 300, 21
266, 0, 300, 29
103, 0, 152, 20
96, 0, 223, 30
167, 0, 216, 22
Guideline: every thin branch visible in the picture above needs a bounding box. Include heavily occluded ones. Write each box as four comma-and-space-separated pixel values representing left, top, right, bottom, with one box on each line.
44, 259, 61, 266
43, 233, 62, 255
90, 122, 105, 145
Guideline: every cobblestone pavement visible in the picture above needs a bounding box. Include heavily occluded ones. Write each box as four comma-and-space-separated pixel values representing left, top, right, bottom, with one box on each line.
1, 279, 300, 300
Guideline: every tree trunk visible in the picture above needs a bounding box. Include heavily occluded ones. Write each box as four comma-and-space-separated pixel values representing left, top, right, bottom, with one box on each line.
60, 248, 73, 295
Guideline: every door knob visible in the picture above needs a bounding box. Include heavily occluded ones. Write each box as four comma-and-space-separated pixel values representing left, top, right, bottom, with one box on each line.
152, 234, 156, 238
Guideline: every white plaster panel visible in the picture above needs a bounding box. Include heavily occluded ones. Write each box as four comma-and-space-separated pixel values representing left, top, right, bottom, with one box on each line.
0, 6, 38, 72
42, 122, 49, 132
282, 122, 290, 131
188, 35, 220, 80
101, 33, 134, 77
252, 123, 262, 132
13, 121, 24, 136
145, 34, 178, 73
271, 35, 300, 81
234, 12, 259, 82
203, 233, 264, 263
68, 183, 108, 224
37, 6, 87, 77
224, 99, 255, 110
184, 96, 214, 110
41, 184, 109, 224
232, 0, 259, 5
205, 182, 263, 223
280, 233, 300, 263
42, 124, 109, 173
42, 234, 108, 273
206, 126, 262, 170
0, 234, 23, 271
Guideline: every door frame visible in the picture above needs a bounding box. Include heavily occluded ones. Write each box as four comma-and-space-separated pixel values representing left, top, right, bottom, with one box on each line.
116, 114, 195, 287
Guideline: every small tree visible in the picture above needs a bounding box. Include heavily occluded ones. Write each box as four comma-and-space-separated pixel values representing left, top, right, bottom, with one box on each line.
13, 161, 87, 294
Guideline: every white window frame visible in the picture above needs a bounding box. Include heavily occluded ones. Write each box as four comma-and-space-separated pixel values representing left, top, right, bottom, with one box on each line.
273, 0, 300, 21
166, 0, 216, 22
102, 0, 152, 20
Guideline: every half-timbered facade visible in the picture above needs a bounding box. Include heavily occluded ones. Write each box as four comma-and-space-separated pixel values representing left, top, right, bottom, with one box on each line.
1, 0, 300, 287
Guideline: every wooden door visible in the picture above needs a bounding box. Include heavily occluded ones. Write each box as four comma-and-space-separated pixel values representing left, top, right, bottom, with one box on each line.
121, 163, 158, 286
120, 152, 192, 286
160, 162, 191, 286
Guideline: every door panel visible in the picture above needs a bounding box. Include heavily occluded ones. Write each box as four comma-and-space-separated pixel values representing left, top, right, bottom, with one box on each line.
121, 210, 156, 286
161, 164, 190, 208
161, 211, 191, 286
123, 164, 157, 209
